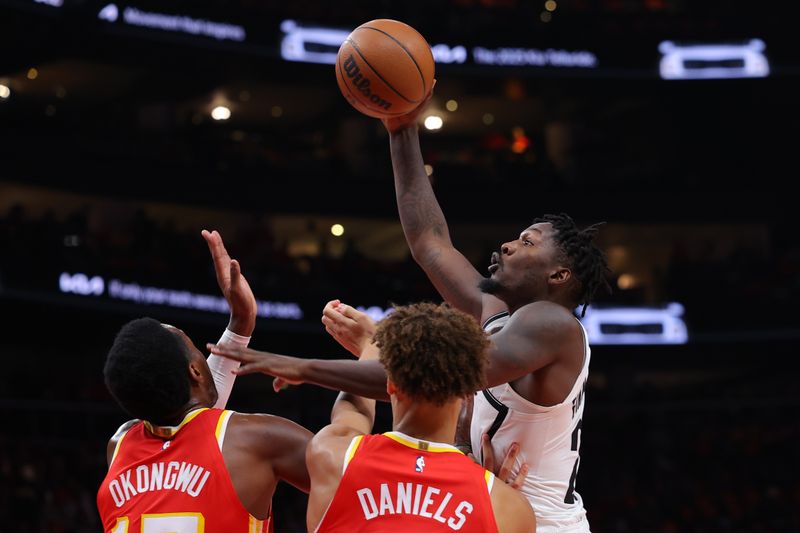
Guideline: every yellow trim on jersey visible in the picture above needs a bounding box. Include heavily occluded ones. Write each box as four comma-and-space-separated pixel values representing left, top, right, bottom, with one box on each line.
109, 516, 128, 533
249, 514, 267, 533
143, 408, 208, 439
382, 431, 464, 454
484, 470, 495, 493
215, 410, 234, 450
343, 435, 364, 472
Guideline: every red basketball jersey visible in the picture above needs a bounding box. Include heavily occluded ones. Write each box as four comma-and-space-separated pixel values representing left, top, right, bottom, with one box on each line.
97, 408, 271, 533
316, 431, 498, 532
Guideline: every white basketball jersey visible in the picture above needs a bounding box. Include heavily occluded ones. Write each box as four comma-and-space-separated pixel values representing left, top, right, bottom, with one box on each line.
471, 311, 591, 533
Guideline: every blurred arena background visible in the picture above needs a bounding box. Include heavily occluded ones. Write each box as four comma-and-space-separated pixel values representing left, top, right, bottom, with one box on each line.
1, 1, 798, 531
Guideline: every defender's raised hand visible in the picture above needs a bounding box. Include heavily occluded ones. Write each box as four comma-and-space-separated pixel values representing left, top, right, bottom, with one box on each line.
202, 229, 256, 337
321, 300, 376, 358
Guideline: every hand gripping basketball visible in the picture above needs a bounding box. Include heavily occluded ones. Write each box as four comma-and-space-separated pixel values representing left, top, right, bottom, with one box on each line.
335, 19, 435, 119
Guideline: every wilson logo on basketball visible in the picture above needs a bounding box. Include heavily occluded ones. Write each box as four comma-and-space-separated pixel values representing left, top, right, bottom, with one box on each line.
342, 55, 392, 111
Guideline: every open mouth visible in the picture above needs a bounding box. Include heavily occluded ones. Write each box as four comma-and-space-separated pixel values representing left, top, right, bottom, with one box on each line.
488, 252, 500, 274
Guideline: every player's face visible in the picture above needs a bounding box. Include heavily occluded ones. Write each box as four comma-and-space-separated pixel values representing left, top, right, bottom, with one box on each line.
481, 222, 560, 301
164, 325, 219, 406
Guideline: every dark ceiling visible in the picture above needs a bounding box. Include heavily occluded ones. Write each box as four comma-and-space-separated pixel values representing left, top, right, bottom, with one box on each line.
0, 0, 796, 224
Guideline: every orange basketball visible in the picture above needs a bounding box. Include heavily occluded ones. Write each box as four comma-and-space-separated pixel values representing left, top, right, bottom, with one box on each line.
335, 19, 435, 119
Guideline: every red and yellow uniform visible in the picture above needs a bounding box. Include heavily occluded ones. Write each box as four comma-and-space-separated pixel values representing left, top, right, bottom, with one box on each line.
316, 431, 498, 532
97, 408, 271, 533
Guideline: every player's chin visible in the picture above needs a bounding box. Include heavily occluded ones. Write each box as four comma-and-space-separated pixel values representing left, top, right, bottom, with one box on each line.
478, 276, 502, 295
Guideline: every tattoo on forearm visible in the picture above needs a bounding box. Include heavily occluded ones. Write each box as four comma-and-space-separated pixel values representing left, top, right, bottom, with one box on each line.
423, 248, 474, 312
398, 186, 447, 239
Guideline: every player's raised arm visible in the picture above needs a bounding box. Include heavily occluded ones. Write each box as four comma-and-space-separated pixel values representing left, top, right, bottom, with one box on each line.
202, 229, 257, 408
384, 99, 504, 322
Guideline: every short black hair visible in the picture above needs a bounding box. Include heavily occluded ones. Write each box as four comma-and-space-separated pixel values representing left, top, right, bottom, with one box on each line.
375, 302, 489, 405
103, 317, 191, 425
534, 213, 612, 317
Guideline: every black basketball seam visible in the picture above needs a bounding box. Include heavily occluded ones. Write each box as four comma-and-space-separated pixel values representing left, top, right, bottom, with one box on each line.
347, 33, 422, 104
336, 52, 410, 116
361, 25, 430, 97
346, 38, 415, 104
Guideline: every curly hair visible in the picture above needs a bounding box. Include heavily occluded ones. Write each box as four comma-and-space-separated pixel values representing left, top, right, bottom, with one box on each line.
534, 213, 613, 317
104, 317, 191, 425
374, 302, 489, 405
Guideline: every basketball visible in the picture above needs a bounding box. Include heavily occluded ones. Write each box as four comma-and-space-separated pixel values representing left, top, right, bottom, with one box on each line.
335, 19, 435, 119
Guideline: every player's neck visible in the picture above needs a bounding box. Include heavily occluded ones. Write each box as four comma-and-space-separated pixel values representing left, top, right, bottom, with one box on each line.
156, 398, 210, 427
392, 401, 459, 445
144, 405, 208, 438
510, 296, 575, 315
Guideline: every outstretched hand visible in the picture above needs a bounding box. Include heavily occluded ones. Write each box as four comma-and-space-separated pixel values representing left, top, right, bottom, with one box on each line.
481, 433, 529, 491
381, 79, 437, 134
205, 343, 305, 393
321, 299, 376, 358
202, 229, 257, 337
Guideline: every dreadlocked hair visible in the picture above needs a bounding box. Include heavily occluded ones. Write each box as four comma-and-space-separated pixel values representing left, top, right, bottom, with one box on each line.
533, 213, 612, 317
374, 302, 489, 405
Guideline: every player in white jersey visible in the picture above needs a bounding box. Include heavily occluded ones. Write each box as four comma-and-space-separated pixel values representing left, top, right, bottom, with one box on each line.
375, 87, 611, 532
472, 312, 591, 532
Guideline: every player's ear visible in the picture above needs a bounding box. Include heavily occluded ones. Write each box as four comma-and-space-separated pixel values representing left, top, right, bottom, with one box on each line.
188, 360, 204, 383
386, 379, 397, 397
549, 267, 571, 285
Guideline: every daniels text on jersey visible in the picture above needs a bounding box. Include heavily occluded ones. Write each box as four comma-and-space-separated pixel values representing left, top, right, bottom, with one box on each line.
356, 482, 474, 530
